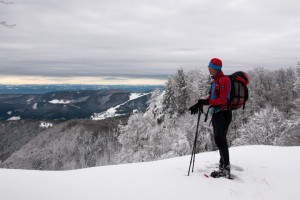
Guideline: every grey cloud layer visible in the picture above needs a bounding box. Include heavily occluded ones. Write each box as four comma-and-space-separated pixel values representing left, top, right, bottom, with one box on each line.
1, 0, 300, 79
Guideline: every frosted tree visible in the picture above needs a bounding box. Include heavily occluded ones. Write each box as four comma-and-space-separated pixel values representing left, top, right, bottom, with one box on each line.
272, 68, 296, 116
117, 90, 165, 163
162, 77, 176, 117
247, 67, 297, 116
117, 88, 213, 163
174, 68, 189, 116
117, 89, 189, 162
233, 107, 286, 146
117, 112, 154, 163
186, 69, 211, 106
293, 62, 300, 115
278, 119, 300, 146
247, 67, 273, 111
163, 68, 209, 117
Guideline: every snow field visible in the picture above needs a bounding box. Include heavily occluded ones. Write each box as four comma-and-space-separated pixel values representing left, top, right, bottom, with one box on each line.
0, 145, 299, 200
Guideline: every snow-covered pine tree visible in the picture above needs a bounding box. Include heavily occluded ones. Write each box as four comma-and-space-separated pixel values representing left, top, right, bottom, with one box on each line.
162, 77, 176, 117
174, 68, 189, 116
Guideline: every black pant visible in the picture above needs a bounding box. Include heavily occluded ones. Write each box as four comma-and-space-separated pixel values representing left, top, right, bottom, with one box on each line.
212, 110, 232, 167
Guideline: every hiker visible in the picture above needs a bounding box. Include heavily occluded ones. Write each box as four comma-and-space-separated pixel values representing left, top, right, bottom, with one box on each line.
189, 58, 232, 178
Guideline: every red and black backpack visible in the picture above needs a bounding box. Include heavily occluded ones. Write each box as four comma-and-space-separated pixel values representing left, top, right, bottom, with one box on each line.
204, 71, 249, 122
225, 71, 249, 110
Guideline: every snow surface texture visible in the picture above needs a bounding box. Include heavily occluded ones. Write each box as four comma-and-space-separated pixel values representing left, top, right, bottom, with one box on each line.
91, 93, 149, 120
0, 146, 299, 200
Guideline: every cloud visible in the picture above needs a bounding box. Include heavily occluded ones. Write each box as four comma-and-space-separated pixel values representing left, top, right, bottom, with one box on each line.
0, 0, 300, 84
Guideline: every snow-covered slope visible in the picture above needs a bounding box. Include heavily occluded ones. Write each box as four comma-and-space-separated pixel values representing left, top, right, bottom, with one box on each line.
91, 92, 150, 120
0, 146, 299, 200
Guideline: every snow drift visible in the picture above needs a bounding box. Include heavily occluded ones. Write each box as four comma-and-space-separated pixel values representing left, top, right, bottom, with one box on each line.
0, 145, 299, 200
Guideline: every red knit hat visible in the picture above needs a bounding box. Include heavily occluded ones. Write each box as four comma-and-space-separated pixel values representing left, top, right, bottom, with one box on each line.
209, 58, 222, 70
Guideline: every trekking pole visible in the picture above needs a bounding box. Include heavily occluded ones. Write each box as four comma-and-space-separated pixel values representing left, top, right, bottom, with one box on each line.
187, 105, 203, 176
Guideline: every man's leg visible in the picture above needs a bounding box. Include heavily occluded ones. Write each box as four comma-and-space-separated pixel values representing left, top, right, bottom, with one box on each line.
211, 110, 232, 177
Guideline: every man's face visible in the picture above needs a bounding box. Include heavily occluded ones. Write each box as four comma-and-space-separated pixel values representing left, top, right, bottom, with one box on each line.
208, 66, 218, 76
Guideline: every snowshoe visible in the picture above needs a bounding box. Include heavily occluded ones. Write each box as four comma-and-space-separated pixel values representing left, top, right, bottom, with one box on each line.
210, 164, 232, 179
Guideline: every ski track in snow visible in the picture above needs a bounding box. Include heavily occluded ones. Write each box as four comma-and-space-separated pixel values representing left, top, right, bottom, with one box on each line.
0, 146, 300, 200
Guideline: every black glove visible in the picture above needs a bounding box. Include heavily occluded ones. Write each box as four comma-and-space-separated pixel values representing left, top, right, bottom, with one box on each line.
188, 99, 209, 115
189, 103, 199, 115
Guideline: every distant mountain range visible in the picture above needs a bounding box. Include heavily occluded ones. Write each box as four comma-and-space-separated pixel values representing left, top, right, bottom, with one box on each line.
0, 84, 165, 94
0, 89, 154, 121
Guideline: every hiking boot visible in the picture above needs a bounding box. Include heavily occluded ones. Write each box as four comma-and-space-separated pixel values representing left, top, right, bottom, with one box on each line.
223, 165, 231, 178
210, 164, 231, 178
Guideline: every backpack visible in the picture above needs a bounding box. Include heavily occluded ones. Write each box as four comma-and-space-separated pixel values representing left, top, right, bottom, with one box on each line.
225, 71, 249, 110
204, 71, 249, 122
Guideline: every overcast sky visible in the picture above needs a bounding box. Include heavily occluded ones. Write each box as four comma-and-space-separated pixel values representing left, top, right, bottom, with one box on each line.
1, 0, 300, 84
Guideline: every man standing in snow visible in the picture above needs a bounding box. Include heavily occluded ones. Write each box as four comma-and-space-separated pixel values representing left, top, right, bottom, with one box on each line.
189, 58, 232, 178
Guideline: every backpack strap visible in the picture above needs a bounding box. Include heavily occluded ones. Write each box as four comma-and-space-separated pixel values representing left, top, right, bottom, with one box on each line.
227, 76, 232, 109
242, 84, 249, 110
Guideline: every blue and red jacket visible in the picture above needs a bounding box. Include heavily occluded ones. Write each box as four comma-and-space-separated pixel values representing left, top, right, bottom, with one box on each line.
206, 71, 231, 113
